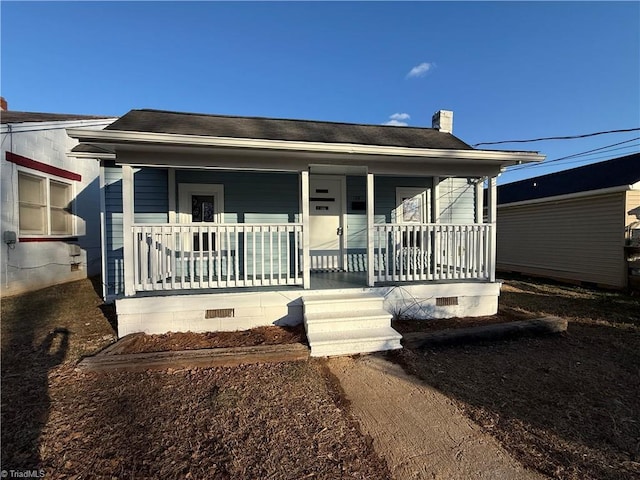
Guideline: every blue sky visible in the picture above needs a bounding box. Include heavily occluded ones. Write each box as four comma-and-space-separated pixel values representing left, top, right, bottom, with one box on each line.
1, 1, 638, 184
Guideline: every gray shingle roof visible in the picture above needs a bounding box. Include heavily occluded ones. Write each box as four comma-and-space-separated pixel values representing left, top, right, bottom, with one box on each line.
105, 109, 473, 150
1, 111, 113, 124
497, 153, 640, 204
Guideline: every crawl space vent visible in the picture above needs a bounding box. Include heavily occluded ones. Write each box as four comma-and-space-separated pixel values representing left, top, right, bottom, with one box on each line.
436, 297, 459, 307
205, 308, 234, 319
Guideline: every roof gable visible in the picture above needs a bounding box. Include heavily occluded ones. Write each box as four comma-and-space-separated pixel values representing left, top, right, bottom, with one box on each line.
105, 109, 473, 150
497, 153, 640, 204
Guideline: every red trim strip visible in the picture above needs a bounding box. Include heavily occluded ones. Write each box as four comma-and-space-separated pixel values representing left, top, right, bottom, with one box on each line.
19, 237, 78, 243
6, 152, 82, 182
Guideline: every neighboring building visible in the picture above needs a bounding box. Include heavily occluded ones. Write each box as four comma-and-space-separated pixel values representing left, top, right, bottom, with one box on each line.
1, 105, 117, 296
68, 108, 543, 356
495, 153, 640, 289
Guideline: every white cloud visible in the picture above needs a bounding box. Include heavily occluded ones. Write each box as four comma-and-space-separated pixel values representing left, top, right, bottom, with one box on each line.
383, 113, 410, 126
406, 62, 434, 78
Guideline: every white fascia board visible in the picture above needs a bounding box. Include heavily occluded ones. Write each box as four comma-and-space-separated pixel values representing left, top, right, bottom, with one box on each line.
497, 184, 634, 208
66, 128, 545, 165
2, 118, 116, 134
66, 151, 116, 160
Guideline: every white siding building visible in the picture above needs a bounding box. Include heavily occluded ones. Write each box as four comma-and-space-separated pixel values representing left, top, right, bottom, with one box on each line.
1, 108, 116, 296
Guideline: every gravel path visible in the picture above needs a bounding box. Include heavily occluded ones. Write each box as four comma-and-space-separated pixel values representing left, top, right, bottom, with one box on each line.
327, 354, 547, 480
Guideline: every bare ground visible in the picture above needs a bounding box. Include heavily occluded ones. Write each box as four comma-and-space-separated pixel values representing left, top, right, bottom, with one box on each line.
1, 278, 389, 479
326, 354, 545, 480
393, 275, 640, 480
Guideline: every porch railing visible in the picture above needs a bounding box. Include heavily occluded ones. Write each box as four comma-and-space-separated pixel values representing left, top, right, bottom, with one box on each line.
372, 223, 492, 283
132, 223, 303, 291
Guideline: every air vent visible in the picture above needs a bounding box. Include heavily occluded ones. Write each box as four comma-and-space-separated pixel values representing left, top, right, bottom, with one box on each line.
436, 297, 458, 306
205, 308, 234, 319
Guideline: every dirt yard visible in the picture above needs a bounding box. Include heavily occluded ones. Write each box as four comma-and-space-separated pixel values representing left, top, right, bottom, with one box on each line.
3, 275, 639, 479
0, 278, 388, 479
394, 275, 640, 480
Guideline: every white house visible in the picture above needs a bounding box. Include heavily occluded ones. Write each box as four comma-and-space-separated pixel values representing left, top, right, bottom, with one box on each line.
1, 104, 117, 296
68, 108, 544, 356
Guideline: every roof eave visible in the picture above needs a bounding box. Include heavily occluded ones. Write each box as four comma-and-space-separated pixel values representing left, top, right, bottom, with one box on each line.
67, 128, 545, 167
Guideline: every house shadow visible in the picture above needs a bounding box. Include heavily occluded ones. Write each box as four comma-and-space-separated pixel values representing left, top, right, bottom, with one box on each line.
390, 286, 640, 479
1, 291, 69, 470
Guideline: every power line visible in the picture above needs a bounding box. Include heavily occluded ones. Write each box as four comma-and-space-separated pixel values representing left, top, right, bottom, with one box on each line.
510, 148, 639, 172
473, 127, 640, 147
507, 137, 640, 172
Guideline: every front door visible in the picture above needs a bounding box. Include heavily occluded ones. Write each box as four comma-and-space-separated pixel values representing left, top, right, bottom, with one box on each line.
309, 175, 344, 271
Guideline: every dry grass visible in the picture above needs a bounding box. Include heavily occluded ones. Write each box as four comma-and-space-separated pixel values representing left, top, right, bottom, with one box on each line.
1, 278, 389, 479
394, 275, 640, 480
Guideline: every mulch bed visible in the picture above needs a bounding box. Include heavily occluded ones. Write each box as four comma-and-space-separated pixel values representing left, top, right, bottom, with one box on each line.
112, 324, 308, 355
392, 306, 535, 334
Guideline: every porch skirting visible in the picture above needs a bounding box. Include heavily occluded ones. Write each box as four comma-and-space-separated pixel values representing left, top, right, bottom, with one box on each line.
115, 281, 502, 338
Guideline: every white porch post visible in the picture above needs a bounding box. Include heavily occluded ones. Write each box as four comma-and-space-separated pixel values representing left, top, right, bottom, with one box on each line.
487, 175, 497, 282
167, 168, 176, 223
122, 165, 136, 296
300, 170, 310, 289
475, 178, 484, 224
366, 173, 375, 286
432, 176, 440, 222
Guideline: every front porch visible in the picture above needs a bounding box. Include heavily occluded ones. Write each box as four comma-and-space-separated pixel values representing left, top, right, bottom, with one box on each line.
130, 221, 494, 292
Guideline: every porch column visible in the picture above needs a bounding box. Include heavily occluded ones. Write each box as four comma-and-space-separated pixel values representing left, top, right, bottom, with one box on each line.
475, 178, 484, 223
486, 175, 497, 282
167, 168, 176, 223
432, 176, 440, 223
122, 165, 136, 296
366, 173, 375, 286
300, 170, 310, 289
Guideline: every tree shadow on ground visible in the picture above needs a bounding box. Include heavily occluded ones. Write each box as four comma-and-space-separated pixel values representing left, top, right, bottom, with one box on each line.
393, 285, 640, 480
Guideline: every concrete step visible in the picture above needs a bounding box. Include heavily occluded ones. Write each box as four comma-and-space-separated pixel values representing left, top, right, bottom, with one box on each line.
302, 293, 384, 314
304, 309, 392, 333
307, 327, 403, 357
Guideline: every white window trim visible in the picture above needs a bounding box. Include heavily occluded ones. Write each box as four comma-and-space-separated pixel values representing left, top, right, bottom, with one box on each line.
395, 187, 430, 224
177, 183, 224, 223
17, 167, 76, 237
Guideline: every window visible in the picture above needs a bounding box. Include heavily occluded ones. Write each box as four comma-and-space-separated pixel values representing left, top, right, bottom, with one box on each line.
18, 172, 73, 236
395, 187, 430, 224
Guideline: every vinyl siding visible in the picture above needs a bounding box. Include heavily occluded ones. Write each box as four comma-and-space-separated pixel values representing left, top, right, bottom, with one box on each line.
345, 176, 474, 272
439, 177, 475, 223
177, 171, 299, 276
497, 192, 627, 288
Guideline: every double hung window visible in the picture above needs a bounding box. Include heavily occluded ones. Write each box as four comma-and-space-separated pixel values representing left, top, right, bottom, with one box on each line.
18, 172, 73, 236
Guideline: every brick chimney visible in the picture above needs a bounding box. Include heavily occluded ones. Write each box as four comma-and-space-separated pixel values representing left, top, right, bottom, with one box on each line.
0, 97, 7, 111
432, 110, 453, 134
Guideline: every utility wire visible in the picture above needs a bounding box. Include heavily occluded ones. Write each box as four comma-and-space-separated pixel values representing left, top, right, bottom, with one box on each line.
510, 148, 640, 172
473, 127, 640, 147
507, 137, 640, 172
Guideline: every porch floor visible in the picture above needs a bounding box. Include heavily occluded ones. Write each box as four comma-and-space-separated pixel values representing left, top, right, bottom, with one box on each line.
130, 271, 368, 298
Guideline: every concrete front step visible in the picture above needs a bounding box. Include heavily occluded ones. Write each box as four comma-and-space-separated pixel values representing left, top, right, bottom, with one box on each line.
302, 292, 402, 357
305, 309, 392, 333
302, 293, 384, 314
307, 327, 403, 357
